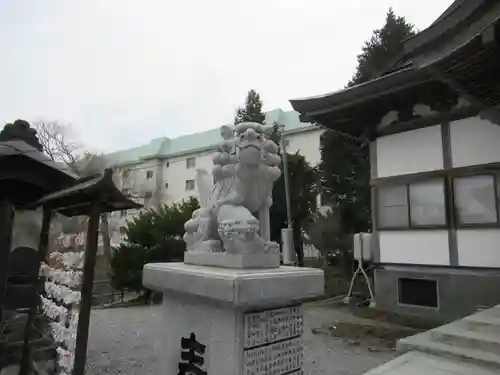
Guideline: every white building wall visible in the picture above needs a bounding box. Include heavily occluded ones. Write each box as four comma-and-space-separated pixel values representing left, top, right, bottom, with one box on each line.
376, 125, 443, 178
115, 159, 162, 197
376, 125, 448, 266
449, 116, 500, 268
160, 128, 323, 205
457, 229, 500, 268
376, 115, 500, 269
164, 151, 214, 204
379, 231, 450, 265
108, 127, 324, 246
450, 116, 500, 167
286, 128, 323, 166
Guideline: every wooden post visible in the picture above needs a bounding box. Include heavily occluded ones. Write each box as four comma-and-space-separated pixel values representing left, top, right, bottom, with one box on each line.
0, 197, 15, 338
73, 200, 101, 375
19, 206, 52, 375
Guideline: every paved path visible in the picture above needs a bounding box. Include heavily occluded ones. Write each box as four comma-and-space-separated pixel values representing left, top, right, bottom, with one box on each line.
87, 304, 398, 375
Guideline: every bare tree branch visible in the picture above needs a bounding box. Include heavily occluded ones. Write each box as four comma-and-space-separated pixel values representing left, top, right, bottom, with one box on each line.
33, 120, 81, 166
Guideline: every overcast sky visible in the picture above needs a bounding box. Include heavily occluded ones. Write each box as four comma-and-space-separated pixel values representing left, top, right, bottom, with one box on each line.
0, 0, 453, 153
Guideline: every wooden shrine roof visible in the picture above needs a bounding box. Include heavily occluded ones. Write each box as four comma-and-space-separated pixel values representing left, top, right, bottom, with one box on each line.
0, 144, 79, 206
29, 169, 142, 217
290, 68, 431, 120
0, 120, 80, 205
290, 0, 500, 137
0, 140, 78, 179
382, 0, 493, 75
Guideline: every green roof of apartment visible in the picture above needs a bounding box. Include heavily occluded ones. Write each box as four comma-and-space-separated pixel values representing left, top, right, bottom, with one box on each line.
107, 109, 315, 166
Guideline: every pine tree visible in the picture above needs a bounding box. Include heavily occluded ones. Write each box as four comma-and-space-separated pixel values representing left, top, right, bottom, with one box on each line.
320, 9, 415, 233
234, 89, 266, 124
110, 198, 199, 296
348, 8, 415, 86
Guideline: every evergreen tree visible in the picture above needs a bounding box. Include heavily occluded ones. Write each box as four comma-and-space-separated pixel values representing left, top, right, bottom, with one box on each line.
348, 8, 415, 86
319, 131, 371, 233
320, 9, 415, 233
110, 197, 199, 298
234, 89, 266, 124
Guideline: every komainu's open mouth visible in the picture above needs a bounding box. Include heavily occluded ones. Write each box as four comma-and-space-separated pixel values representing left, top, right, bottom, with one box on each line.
238, 144, 262, 165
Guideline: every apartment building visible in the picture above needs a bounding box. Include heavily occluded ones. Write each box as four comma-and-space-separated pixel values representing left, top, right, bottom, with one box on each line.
102, 109, 324, 245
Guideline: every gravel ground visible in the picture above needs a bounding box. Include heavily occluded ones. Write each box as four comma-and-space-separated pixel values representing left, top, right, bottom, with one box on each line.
86, 304, 398, 375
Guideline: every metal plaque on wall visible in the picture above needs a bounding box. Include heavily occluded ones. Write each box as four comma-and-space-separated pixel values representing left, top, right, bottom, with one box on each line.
243, 305, 303, 348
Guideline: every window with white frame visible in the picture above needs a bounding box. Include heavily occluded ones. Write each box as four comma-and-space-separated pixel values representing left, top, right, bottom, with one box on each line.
186, 157, 196, 169
185, 180, 195, 191
377, 178, 446, 229
146, 170, 153, 179
454, 174, 498, 225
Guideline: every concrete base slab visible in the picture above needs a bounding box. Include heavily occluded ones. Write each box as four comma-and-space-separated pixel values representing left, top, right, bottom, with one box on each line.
432, 323, 500, 354
184, 251, 280, 269
364, 352, 499, 375
397, 304, 500, 369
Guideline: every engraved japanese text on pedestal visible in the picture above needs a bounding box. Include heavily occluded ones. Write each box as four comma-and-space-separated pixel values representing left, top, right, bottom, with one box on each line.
244, 306, 303, 348
243, 306, 304, 375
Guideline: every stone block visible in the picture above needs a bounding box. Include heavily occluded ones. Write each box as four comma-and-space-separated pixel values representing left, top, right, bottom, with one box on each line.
143, 262, 324, 374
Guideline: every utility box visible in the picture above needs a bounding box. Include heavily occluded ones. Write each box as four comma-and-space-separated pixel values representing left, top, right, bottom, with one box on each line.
353, 233, 372, 261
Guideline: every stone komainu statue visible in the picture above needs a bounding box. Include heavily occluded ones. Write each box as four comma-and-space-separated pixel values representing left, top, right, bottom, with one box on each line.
183, 122, 281, 255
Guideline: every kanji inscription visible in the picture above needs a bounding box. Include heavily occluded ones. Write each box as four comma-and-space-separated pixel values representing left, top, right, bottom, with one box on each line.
244, 306, 303, 348
178, 333, 207, 375
243, 337, 303, 375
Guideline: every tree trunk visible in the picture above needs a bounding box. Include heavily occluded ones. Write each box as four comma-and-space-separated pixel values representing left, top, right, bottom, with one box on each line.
295, 242, 304, 267
293, 222, 304, 267
321, 253, 329, 269
99, 213, 112, 270
143, 289, 152, 305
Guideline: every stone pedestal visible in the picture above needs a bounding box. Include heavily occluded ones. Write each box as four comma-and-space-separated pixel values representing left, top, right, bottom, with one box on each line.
143, 263, 324, 375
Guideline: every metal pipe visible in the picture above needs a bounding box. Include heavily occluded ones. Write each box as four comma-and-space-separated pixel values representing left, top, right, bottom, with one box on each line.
281, 140, 293, 230
279, 126, 295, 265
